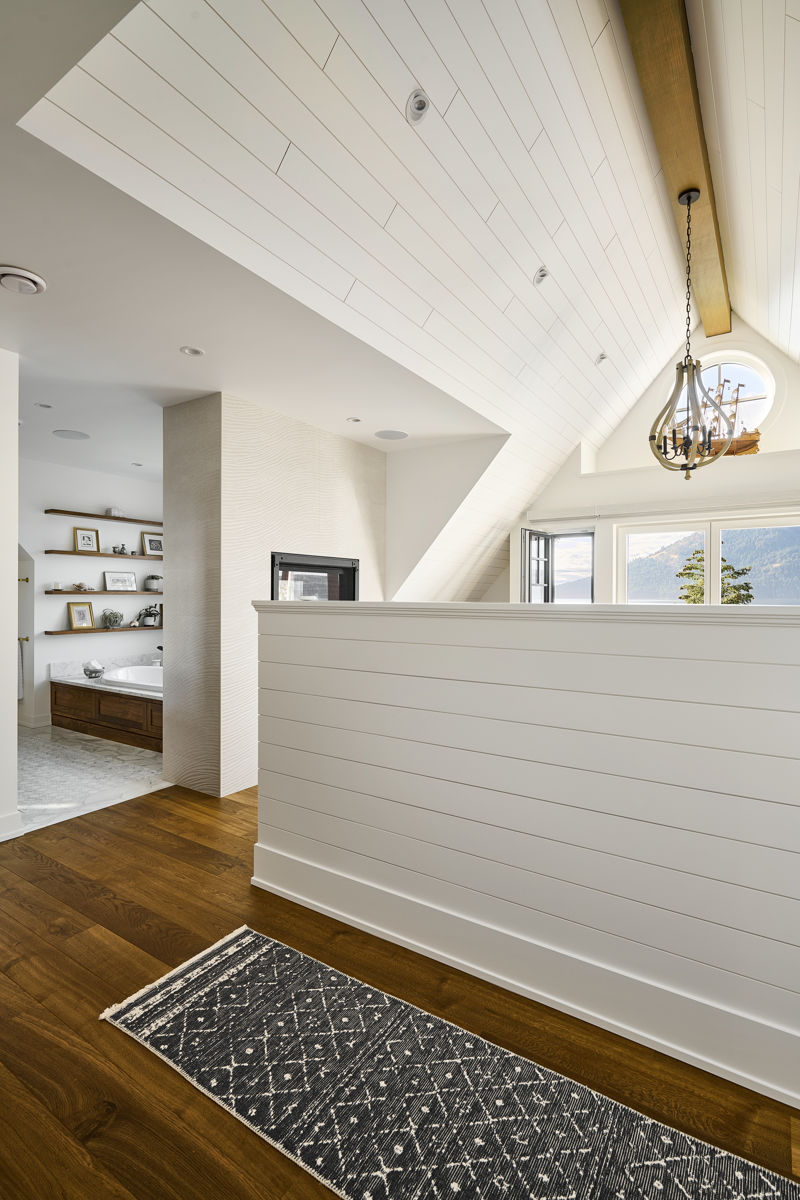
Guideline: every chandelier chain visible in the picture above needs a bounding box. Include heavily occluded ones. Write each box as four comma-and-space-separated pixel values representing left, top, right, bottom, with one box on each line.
684, 198, 692, 363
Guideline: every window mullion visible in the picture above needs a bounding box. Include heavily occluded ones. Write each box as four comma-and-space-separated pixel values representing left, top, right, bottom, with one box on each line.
706, 521, 721, 604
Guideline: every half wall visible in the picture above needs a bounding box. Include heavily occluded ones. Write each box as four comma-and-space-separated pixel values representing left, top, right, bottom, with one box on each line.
252, 601, 800, 1106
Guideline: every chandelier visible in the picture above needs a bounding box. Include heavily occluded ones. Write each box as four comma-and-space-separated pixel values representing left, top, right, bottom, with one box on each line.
649, 189, 733, 479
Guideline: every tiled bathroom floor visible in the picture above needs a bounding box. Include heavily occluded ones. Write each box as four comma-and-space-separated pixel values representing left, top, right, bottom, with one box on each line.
18, 725, 167, 832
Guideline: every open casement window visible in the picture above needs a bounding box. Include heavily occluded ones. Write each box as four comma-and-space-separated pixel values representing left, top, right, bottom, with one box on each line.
521, 530, 594, 603
616, 516, 800, 605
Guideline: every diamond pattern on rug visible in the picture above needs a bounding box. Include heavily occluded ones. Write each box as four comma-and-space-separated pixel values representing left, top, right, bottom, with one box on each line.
102, 927, 799, 1200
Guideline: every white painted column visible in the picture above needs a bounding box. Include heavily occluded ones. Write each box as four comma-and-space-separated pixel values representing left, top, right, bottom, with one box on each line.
164, 393, 385, 797
2, 348, 23, 840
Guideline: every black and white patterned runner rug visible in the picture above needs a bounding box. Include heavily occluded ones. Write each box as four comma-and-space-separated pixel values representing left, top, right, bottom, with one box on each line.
101, 926, 799, 1199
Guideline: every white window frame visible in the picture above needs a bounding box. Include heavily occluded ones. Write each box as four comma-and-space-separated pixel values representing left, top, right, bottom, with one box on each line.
616, 512, 800, 605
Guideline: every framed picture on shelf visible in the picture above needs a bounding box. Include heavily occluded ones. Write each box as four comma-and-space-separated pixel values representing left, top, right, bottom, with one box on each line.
104, 570, 137, 592
67, 601, 95, 630
73, 527, 99, 553
141, 531, 164, 556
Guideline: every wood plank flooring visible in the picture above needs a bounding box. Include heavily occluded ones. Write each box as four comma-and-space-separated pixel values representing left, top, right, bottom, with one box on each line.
0, 783, 797, 1199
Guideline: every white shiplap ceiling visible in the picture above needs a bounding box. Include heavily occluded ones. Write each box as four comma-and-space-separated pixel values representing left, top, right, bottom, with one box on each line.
18, 0, 694, 597
687, 0, 800, 363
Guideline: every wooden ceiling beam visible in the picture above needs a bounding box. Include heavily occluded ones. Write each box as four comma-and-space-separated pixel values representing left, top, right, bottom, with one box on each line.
618, 0, 731, 336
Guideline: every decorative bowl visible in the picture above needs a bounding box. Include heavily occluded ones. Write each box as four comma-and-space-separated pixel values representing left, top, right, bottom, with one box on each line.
83, 667, 103, 679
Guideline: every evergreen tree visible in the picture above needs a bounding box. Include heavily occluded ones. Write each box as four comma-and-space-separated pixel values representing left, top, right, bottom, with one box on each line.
675, 549, 754, 604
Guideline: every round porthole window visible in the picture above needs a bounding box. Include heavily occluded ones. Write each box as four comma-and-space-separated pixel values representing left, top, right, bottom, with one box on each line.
679, 358, 773, 455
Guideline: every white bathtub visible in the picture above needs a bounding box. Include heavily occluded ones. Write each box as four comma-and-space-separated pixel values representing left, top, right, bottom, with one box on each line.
100, 665, 163, 696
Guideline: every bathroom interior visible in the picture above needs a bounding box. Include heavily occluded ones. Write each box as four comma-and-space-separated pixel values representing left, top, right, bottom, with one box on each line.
17, 446, 168, 831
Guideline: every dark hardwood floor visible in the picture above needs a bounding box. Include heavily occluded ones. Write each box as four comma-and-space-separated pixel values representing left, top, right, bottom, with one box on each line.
0, 783, 797, 1198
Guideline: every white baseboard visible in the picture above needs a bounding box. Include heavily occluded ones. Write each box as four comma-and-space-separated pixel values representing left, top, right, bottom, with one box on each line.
0, 811, 24, 842
17, 712, 51, 729
253, 842, 800, 1109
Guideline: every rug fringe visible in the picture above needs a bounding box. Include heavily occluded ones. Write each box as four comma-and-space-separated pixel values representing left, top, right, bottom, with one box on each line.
99, 925, 252, 1021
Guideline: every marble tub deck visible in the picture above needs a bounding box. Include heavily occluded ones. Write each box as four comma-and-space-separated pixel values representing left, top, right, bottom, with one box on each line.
18, 724, 167, 832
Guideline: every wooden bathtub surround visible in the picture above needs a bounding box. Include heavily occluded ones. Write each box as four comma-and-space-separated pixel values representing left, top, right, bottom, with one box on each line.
253, 600, 800, 1110
0, 784, 796, 1199
50, 681, 162, 751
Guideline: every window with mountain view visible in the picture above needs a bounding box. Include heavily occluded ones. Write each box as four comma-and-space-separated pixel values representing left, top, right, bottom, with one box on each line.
719, 526, 800, 604
625, 530, 705, 604
618, 520, 800, 605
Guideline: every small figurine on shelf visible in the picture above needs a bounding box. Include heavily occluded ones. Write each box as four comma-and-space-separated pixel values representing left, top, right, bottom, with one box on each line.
112, 543, 127, 555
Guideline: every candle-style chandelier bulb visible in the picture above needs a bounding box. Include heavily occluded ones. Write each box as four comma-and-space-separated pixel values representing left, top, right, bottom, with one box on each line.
649, 189, 733, 479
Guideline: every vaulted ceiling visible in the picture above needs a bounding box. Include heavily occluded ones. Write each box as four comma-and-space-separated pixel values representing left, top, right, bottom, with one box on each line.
10, 1, 800, 597
687, 0, 800, 363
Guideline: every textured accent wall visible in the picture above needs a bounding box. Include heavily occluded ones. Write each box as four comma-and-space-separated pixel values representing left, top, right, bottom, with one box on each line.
163, 393, 222, 794
2, 348, 22, 839
253, 601, 800, 1106
164, 393, 384, 797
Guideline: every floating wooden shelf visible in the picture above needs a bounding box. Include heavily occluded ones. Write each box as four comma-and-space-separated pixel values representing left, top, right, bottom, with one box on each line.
44, 626, 163, 636
44, 550, 162, 560
45, 508, 163, 526
44, 590, 163, 596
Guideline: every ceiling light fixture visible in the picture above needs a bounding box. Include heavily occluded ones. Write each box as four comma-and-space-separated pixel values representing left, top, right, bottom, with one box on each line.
0, 266, 46, 295
406, 88, 430, 124
131, 461, 143, 467
179, 345, 205, 357
375, 429, 408, 440
35, 402, 53, 408
346, 417, 361, 423
52, 429, 90, 440
595, 351, 608, 365
533, 266, 549, 285
649, 189, 732, 480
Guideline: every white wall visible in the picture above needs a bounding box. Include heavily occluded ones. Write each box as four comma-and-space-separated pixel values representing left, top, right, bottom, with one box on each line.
253, 601, 800, 1107
385, 436, 507, 597
18, 458, 163, 727
596, 314, 800, 473
164, 393, 385, 797
1, 350, 22, 839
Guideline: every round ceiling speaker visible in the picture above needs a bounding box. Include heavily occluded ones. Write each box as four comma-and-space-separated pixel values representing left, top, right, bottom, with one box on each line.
0, 266, 46, 295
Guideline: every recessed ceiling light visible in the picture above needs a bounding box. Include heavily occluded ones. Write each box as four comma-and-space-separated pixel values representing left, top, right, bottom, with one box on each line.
533, 266, 549, 285
375, 429, 408, 440
346, 417, 362, 423
406, 88, 430, 124
131, 461, 143, 467
35, 402, 53, 409
179, 345, 205, 357
0, 266, 46, 295
595, 351, 608, 365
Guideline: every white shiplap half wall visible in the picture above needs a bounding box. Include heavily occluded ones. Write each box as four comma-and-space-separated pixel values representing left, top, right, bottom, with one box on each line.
17, 0, 690, 599
252, 602, 800, 1106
